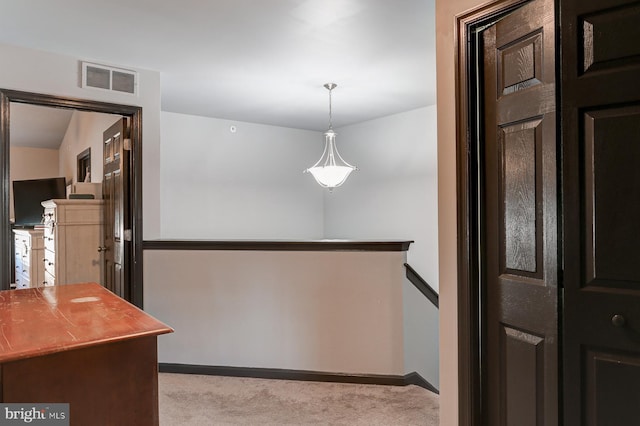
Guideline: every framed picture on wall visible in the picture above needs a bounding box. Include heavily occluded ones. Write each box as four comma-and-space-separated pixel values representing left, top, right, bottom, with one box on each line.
77, 147, 91, 182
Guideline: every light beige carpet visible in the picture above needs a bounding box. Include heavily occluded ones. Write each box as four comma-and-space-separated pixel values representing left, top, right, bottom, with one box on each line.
159, 373, 439, 425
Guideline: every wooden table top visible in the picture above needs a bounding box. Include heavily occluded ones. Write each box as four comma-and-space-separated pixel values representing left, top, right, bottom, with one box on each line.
0, 283, 172, 363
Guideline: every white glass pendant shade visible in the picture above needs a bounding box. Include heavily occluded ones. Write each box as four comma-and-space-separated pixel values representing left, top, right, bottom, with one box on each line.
306, 129, 356, 188
305, 83, 357, 190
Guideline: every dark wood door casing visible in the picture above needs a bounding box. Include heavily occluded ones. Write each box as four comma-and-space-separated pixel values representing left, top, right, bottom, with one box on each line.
482, 0, 558, 423
455, 1, 536, 423
0, 90, 143, 308
561, 0, 640, 424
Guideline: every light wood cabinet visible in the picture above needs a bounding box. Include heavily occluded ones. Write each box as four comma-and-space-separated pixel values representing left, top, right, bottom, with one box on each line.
13, 228, 44, 289
41, 199, 104, 286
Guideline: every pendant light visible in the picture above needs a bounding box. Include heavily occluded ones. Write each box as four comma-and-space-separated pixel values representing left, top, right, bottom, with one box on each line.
305, 83, 357, 190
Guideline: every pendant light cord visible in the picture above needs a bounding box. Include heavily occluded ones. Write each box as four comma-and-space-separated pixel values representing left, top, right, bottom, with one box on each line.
328, 86, 333, 130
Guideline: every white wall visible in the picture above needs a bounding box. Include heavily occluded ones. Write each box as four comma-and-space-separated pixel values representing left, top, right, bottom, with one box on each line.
403, 278, 440, 387
319, 106, 439, 386
9, 146, 60, 220
144, 249, 405, 375
58, 111, 123, 184
158, 107, 439, 385
323, 106, 438, 289
159, 107, 438, 249
0, 42, 162, 238
160, 112, 324, 239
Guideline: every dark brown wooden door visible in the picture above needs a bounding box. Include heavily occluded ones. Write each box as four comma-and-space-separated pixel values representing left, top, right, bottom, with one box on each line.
481, 0, 558, 423
561, 0, 640, 424
103, 118, 130, 300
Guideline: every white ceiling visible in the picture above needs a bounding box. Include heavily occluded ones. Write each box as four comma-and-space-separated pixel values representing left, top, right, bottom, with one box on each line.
10, 104, 74, 149
1, 0, 435, 131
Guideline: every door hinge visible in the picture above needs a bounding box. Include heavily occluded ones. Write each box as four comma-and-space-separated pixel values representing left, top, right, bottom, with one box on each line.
123, 138, 132, 151
124, 229, 132, 241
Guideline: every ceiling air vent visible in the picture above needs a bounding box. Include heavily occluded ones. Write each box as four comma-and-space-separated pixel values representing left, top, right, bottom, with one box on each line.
81, 62, 138, 96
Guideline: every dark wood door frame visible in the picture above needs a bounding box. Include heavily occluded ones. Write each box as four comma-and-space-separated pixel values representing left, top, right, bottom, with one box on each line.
0, 89, 144, 308
454, 0, 534, 424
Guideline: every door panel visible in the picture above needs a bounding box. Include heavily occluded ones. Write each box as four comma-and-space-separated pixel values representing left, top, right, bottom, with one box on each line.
501, 325, 545, 426
581, 2, 640, 74
585, 349, 640, 426
584, 106, 640, 287
103, 171, 113, 293
500, 118, 544, 277
113, 170, 122, 244
562, 0, 640, 424
482, 0, 557, 423
103, 118, 130, 300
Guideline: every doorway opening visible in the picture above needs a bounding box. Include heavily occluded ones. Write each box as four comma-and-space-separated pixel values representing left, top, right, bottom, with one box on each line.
0, 89, 144, 308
